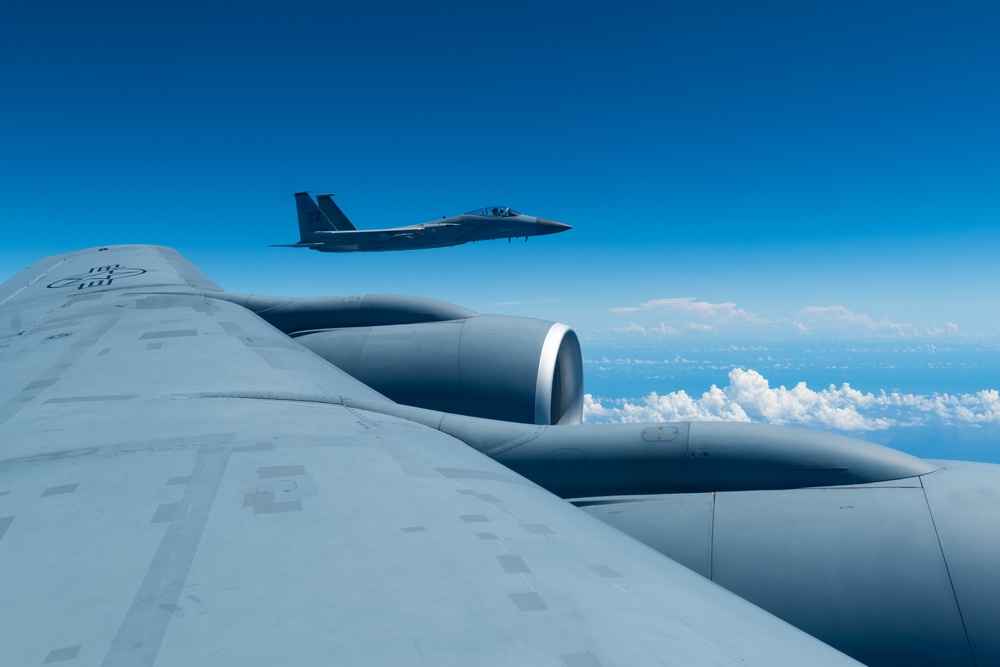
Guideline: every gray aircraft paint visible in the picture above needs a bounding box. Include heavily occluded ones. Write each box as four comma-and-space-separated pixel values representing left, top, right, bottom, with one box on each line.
315, 193, 357, 231
0, 245, 862, 666
570, 466, 1000, 667
335, 384, 999, 666
6, 243, 999, 667
297, 316, 584, 425
272, 192, 571, 252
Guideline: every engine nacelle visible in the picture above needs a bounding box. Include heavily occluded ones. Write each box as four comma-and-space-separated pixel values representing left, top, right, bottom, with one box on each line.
295, 314, 583, 425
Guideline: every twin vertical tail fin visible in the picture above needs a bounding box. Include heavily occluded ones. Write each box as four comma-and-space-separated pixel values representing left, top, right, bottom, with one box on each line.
316, 194, 357, 231
294, 192, 336, 243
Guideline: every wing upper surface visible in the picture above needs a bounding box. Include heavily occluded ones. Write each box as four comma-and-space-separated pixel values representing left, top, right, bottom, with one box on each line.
0, 245, 221, 309
0, 246, 859, 666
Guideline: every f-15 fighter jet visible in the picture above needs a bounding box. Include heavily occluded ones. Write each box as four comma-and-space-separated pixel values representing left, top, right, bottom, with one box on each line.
272, 192, 571, 252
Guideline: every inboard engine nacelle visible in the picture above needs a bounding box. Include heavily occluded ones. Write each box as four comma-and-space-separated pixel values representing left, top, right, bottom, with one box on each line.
209, 292, 584, 426
295, 315, 583, 426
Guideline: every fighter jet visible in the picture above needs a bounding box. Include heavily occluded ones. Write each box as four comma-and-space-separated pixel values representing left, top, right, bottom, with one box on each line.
272, 192, 571, 252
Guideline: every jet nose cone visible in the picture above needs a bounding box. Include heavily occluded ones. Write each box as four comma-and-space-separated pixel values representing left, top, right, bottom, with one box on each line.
535, 218, 572, 235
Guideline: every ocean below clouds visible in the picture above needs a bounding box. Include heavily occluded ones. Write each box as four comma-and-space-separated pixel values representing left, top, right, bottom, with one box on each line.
581, 339, 1000, 463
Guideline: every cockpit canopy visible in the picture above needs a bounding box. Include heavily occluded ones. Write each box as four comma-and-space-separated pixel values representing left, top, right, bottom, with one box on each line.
465, 206, 521, 218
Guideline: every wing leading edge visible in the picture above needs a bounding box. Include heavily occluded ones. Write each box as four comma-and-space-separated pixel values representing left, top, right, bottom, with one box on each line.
0, 245, 860, 665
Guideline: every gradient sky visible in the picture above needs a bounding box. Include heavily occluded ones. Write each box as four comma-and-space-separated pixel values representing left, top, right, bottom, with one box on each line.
3, 0, 999, 339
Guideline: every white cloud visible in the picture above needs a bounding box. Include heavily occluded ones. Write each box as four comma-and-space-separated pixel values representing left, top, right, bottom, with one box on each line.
611, 322, 679, 336
612, 322, 647, 334
494, 299, 556, 306
651, 322, 679, 335
604, 298, 970, 340
926, 322, 962, 337
794, 305, 915, 335
610, 297, 769, 324
584, 368, 1000, 432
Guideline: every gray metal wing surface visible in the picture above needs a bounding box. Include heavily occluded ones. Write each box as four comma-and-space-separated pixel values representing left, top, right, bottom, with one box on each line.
0, 245, 860, 666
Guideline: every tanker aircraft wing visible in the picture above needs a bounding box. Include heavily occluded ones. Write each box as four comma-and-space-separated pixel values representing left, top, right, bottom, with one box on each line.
0, 245, 859, 666
271, 192, 570, 252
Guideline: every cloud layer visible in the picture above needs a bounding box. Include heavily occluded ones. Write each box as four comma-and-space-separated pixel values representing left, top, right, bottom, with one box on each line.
606, 298, 969, 339
611, 297, 768, 323
584, 368, 1000, 432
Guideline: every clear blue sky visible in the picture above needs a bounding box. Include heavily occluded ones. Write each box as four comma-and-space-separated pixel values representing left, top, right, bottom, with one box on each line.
2, 0, 999, 338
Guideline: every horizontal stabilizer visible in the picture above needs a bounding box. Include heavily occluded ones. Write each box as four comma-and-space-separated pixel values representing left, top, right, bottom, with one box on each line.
269, 242, 324, 249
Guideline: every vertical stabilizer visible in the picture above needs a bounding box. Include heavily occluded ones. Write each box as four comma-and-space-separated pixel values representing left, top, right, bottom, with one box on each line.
317, 194, 358, 231
294, 192, 334, 242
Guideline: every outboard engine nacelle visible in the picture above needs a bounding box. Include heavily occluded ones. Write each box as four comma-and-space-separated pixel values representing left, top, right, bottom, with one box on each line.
295, 315, 583, 425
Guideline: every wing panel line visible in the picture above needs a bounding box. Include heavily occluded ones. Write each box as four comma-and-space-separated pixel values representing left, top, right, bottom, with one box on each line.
919, 474, 976, 663
0, 313, 124, 430
101, 435, 235, 667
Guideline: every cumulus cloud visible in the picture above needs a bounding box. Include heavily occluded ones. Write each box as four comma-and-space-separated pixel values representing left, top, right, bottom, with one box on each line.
794, 305, 916, 335
612, 322, 648, 334
651, 323, 679, 335
926, 322, 962, 337
584, 368, 1000, 432
611, 322, 679, 335
610, 297, 769, 324
605, 298, 970, 340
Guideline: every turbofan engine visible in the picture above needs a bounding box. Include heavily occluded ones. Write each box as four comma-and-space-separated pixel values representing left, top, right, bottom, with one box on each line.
208, 292, 584, 425
294, 315, 583, 425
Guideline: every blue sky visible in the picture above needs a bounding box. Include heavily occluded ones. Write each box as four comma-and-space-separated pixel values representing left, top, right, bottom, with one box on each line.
2, 1, 1000, 450
3, 1, 998, 336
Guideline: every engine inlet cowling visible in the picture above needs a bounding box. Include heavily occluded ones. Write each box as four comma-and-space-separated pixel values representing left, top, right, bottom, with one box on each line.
294, 314, 583, 425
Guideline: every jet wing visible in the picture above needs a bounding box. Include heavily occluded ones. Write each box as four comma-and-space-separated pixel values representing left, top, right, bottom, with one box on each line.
324, 225, 453, 238
0, 245, 859, 665
332, 223, 460, 234
414, 221, 462, 228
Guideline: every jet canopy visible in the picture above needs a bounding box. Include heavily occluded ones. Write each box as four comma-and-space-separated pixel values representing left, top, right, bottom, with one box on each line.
466, 206, 521, 218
